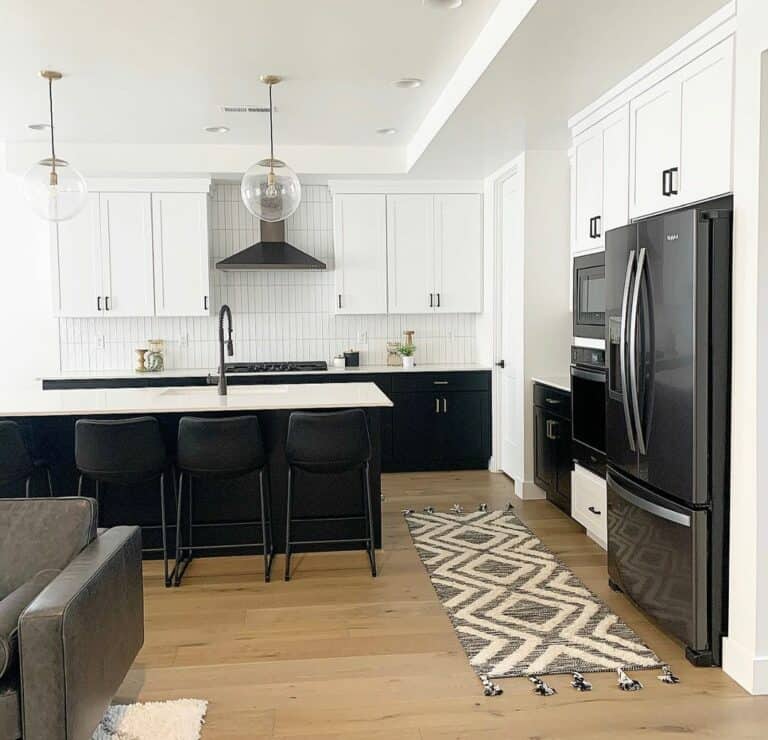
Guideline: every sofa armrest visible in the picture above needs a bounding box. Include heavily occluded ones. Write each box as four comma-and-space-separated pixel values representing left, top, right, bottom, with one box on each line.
18, 527, 143, 740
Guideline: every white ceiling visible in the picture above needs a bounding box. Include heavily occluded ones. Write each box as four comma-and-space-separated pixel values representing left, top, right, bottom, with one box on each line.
0, 0, 729, 178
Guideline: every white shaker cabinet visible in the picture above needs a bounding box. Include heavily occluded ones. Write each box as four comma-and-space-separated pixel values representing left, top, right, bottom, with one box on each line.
332, 194, 387, 314
152, 193, 211, 316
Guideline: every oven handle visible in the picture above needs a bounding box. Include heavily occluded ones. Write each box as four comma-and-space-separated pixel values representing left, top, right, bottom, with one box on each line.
608, 472, 691, 527
571, 366, 606, 383
619, 250, 637, 452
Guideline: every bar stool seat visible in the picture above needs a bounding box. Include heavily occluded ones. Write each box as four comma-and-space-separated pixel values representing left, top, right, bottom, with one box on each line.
284, 409, 376, 581
175, 415, 273, 585
0, 420, 54, 497
75, 416, 173, 586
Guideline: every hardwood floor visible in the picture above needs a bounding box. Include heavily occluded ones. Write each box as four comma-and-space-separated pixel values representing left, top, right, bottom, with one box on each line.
120, 471, 768, 739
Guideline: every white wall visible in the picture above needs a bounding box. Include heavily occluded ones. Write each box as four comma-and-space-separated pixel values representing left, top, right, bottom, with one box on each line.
722, 0, 768, 695
0, 145, 59, 389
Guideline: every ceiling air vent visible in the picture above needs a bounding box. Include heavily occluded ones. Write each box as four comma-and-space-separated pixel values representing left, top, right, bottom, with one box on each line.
218, 104, 274, 114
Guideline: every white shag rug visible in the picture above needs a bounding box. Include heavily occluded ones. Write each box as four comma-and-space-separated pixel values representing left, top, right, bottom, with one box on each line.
92, 699, 208, 740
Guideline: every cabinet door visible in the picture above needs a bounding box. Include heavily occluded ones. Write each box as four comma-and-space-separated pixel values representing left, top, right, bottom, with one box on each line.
534, 408, 556, 493
679, 37, 733, 206
392, 392, 440, 463
53, 193, 103, 317
629, 76, 681, 218
437, 391, 487, 460
433, 194, 483, 313
554, 418, 573, 507
152, 193, 210, 317
572, 128, 603, 253
387, 194, 434, 314
601, 106, 630, 235
99, 193, 155, 316
333, 194, 387, 314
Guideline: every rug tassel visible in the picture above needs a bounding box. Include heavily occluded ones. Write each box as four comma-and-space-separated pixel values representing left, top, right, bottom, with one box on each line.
617, 667, 643, 691
401, 508, 414, 517
449, 504, 464, 514
657, 665, 680, 684
570, 672, 592, 691
480, 674, 503, 696
422, 506, 435, 514
529, 675, 557, 696
504, 502, 514, 513
478, 503, 488, 513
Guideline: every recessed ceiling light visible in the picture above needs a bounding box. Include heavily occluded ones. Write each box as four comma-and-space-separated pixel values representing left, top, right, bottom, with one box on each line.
27, 122, 51, 131
394, 78, 423, 89
424, 0, 463, 8
203, 125, 230, 134
376, 128, 397, 135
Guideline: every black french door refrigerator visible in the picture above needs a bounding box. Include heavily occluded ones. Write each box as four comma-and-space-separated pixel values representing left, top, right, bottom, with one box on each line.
605, 196, 731, 666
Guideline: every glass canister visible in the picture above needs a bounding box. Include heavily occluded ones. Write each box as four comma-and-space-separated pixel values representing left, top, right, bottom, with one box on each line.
145, 339, 165, 372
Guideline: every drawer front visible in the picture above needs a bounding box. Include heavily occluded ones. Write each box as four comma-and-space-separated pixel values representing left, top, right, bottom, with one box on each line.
571, 464, 607, 546
533, 383, 571, 418
392, 371, 490, 393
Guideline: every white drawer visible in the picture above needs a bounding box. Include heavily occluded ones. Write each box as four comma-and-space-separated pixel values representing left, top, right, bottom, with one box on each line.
571, 464, 607, 548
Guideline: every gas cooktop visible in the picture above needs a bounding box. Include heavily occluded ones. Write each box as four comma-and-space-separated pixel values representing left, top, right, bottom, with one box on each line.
223, 361, 328, 374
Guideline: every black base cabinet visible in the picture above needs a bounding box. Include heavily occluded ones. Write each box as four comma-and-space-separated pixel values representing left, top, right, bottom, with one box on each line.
533, 382, 572, 514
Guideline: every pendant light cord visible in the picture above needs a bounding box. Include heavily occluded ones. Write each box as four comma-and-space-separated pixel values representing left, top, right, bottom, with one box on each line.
268, 83, 275, 165
48, 77, 56, 174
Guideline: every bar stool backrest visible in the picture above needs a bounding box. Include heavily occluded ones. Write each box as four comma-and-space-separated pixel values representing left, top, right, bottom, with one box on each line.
0, 420, 34, 486
286, 409, 371, 474
75, 416, 167, 484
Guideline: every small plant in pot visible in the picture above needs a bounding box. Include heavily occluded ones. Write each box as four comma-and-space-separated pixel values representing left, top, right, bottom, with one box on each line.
397, 344, 417, 369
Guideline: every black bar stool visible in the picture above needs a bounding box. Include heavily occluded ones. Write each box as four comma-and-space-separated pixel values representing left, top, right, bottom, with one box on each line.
0, 420, 54, 497
284, 409, 376, 581
174, 415, 273, 585
75, 416, 173, 586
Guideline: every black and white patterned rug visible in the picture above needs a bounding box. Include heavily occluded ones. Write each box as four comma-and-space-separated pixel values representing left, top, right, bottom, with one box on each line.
406, 509, 662, 679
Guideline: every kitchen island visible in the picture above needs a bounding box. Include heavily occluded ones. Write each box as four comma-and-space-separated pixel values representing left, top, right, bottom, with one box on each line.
0, 383, 391, 556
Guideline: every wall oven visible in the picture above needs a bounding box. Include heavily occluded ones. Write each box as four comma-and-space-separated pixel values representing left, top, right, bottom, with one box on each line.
573, 252, 605, 339
570, 345, 606, 477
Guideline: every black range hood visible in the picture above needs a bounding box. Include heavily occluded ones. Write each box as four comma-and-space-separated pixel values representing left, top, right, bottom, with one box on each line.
215, 219, 326, 271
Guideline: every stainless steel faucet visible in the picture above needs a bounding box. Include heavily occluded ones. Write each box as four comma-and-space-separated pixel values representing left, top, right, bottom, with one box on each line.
218, 304, 234, 395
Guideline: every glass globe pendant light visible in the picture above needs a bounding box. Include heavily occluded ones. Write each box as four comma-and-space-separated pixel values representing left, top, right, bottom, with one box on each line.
23, 70, 88, 222
241, 75, 301, 222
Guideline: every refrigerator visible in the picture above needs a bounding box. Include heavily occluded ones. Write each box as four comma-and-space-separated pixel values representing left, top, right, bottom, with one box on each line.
605, 196, 731, 666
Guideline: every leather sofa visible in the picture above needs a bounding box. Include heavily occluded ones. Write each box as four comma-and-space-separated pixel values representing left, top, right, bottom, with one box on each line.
0, 498, 143, 740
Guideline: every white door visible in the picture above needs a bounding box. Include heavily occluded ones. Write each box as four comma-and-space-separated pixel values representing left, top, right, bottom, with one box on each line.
53, 193, 103, 317
99, 193, 155, 316
572, 128, 603, 253
387, 194, 434, 314
629, 76, 681, 218
601, 105, 630, 235
679, 36, 734, 205
499, 172, 524, 480
333, 194, 388, 314
152, 193, 211, 316
434, 194, 483, 313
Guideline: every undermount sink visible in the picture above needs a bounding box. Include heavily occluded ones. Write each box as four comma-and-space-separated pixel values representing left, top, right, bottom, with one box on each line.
160, 385, 288, 397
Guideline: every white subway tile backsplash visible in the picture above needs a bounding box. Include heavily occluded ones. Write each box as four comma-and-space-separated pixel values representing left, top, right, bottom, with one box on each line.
59, 182, 477, 372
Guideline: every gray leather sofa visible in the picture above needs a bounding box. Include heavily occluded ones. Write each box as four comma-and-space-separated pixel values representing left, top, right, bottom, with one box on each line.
0, 498, 143, 740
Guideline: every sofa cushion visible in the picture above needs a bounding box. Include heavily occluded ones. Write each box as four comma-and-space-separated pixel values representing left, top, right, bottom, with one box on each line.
0, 570, 60, 679
0, 498, 97, 598
0, 667, 20, 740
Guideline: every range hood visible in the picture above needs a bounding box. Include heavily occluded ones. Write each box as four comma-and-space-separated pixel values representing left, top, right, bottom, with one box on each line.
215, 220, 326, 270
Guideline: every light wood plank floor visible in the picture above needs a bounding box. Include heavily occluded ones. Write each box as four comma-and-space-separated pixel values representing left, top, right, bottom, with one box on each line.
119, 471, 768, 739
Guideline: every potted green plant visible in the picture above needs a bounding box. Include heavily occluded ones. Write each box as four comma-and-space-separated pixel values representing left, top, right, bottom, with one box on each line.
397, 343, 417, 369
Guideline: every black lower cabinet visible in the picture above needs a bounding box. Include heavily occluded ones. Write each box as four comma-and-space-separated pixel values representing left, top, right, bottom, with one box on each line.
533, 383, 572, 514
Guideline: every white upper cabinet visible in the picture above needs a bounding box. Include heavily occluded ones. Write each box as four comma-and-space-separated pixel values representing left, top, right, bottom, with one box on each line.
434, 194, 483, 313
386, 194, 435, 314
99, 193, 155, 317
630, 36, 733, 218
152, 193, 210, 316
572, 128, 604, 253
333, 194, 387, 314
601, 107, 630, 233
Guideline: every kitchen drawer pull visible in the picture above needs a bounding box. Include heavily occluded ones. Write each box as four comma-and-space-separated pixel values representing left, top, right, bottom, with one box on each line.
545, 398, 561, 405
433, 380, 449, 385
435, 398, 440, 414
588, 506, 602, 516
442, 397, 447, 413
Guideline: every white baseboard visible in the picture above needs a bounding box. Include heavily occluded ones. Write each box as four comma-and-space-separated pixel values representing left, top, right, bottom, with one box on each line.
513, 480, 547, 501
722, 637, 768, 694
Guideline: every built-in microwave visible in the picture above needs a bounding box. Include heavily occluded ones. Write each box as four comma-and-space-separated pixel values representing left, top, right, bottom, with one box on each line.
573, 252, 605, 339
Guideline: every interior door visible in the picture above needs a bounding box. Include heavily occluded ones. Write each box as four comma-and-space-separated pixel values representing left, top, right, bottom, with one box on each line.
433, 194, 483, 313
53, 193, 103, 317
152, 193, 210, 317
333, 194, 388, 314
573, 129, 603, 253
386, 194, 434, 314
635, 208, 697, 504
629, 77, 681, 218
100, 193, 155, 317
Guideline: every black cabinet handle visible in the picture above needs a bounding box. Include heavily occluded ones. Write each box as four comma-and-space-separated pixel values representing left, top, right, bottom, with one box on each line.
203, 296, 208, 311
97, 296, 102, 311
668, 167, 679, 195
436, 293, 441, 308
588, 506, 602, 516
429, 293, 433, 308
337, 294, 342, 309
104, 296, 110, 311
594, 215, 601, 238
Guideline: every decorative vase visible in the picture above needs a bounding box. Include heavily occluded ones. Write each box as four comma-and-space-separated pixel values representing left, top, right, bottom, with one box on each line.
135, 349, 148, 373
402, 356, 415, 369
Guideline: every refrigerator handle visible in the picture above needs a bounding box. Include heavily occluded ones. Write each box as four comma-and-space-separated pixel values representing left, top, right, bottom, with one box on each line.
629, 247, 647, 455
619, 251, 637, 452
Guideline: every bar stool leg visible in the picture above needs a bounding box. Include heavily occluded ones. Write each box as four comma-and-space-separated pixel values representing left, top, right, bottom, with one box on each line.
94, 480, 101, 524
77, 474, 84, 497
174, 471, 184, 587
24, 476, 32, 498
159, 473, 171, 588
258, 469, 271, 583
363, 462, 377, 577
44, 466, 54, 496
263, 466, 275, 558
284, 466, 294, 581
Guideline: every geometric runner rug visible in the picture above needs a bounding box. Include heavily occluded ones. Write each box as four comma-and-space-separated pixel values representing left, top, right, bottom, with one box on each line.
406, 509, 663, 679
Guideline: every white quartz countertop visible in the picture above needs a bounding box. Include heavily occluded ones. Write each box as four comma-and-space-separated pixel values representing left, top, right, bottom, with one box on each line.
531, 375, 571, 393
40, 363, 491, 382
0, 382, 393, 418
